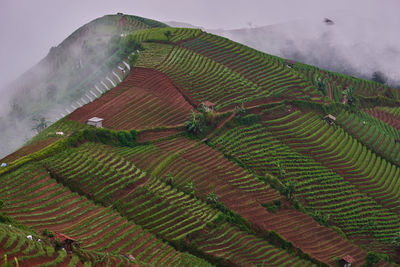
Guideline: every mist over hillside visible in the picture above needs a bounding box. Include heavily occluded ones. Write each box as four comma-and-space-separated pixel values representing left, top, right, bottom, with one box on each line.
0, 14, 165, 158
209, 16, 400, 88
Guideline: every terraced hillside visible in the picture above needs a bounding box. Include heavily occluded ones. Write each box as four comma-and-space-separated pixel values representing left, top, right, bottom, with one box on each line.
2, 14, 400, 266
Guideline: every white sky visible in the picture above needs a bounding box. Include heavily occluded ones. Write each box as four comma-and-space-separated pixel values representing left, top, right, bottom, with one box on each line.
0, 0, 399, 88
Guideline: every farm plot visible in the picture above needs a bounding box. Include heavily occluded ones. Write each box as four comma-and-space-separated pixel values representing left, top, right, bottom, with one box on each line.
193, 223, 316, 266
155, 36, 319, 111
178, 33, 321, 100
68, 67, 193, 130
0, 163, 184, 266
42, 142, 220, 241
0, 223, 71, 266
264, 111, 400, 214
365, 107, 400, 131
210, 119, 399, 253
106, 137, 367, 263
336, 110, 400, 165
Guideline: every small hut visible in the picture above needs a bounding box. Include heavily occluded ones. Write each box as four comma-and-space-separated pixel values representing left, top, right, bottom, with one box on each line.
201, 101, 216, 112
324, 114, 336, 125
338, 255, 355, 267
54, 232, 78, 253
87, 117, 104, 128
284, 59, 295, 68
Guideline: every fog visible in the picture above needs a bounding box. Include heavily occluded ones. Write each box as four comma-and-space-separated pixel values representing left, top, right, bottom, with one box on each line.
210, 13, 400, 86
0, 0, 399, 158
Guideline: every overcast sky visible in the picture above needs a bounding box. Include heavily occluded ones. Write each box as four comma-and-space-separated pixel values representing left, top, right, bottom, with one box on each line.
0, 0, 399, 88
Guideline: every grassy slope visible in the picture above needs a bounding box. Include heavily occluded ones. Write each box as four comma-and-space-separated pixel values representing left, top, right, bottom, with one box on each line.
2, 20, 400, 266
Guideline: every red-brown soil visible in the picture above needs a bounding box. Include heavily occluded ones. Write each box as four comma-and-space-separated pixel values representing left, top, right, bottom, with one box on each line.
68, 68, 194, 130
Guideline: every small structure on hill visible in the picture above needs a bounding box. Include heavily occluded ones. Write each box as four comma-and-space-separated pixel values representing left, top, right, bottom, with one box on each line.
324, 18, 335, 25
201, 101, 216, 112
87, 117, 104, 128
1, 163, 7, 167
284, 59, 295, 68
338, 255, 355, 267
54, 232, 78, 253
324, 114, 336, 125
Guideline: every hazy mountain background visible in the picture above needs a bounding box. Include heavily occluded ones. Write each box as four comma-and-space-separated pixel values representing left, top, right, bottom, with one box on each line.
209, 15, 400, 88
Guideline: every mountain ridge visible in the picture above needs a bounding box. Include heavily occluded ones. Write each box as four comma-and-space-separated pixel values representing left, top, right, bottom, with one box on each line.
1, 14, 400, 266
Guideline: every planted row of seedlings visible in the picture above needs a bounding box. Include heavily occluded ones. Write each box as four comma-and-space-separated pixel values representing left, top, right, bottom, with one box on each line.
104, 138, 349, 264
156, 45, 271, 110
0, 223, 71, 266
0, 163, 185, 266
68, 67, 193, 130
192, 222, 317, 266
129, 27, 202, 44
249, 111, 400, 247
365, 107, 400, 131
266, 111, 400, 214
42, 142, 220, 242
337, 110, 400, 165
210, 122, 371, 262
179, 33, 320, 101
109, 136, 370, 264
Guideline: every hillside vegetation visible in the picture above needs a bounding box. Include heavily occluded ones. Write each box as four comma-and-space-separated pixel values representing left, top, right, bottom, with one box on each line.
2, 14, 400, 266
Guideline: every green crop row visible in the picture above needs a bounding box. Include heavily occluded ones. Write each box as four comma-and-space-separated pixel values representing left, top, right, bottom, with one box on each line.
210, 117, 400, 249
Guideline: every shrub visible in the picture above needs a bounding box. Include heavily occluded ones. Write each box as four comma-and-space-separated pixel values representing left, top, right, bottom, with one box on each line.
365, 251, 380, 267
42, 229, 54, 238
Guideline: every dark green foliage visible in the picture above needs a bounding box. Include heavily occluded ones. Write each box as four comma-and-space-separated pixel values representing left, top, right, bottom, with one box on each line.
165, 172, 175, 187
80, 128, 137, 147
32, 117, 51, 133
42, 229, 54, 238
214, 202, 251, 233
164, 30, 172, 41
118, 35, 144, 58
311, 210, 330, 226
372, 71, 387, 85
235, 114, 259, 125
53, 240, 63, 251
365, 251, 381, 267
268, 231, 295, 253
185, 111, 204, 134
206, 191, 219, 204
281, 181, 297, 200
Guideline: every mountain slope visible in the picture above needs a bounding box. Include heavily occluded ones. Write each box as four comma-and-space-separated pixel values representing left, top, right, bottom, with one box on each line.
2, 14, 400, 266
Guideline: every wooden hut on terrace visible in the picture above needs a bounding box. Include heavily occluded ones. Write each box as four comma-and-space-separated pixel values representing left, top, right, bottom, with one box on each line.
54, 232, 78, 253
201, 101, 216, 112
87, 117, 104, 128
324, 114, 336, 125
338, 255, 355, 267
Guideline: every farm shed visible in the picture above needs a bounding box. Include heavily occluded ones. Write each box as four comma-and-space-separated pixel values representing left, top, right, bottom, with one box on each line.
285, 59, 295, 68
54, 232, 78, 253
201, 101, 216, 111
87, 117, 104, 128
338, 255, 355, 267
324, 114, 336, 125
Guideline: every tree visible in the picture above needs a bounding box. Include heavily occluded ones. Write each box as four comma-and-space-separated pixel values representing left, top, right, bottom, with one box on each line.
32, 117, 51, 133
281, 181, 297, 200
342, 87, 355, 106
206, 191, 219, 204
164, 30, 172, 41
185, 181, 196, 196
185, 111, 203, 134
372, 71, 387, 85
165, 173, 175, 187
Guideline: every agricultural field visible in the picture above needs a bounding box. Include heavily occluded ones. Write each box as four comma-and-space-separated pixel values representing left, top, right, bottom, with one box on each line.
2, 13, 400, 267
